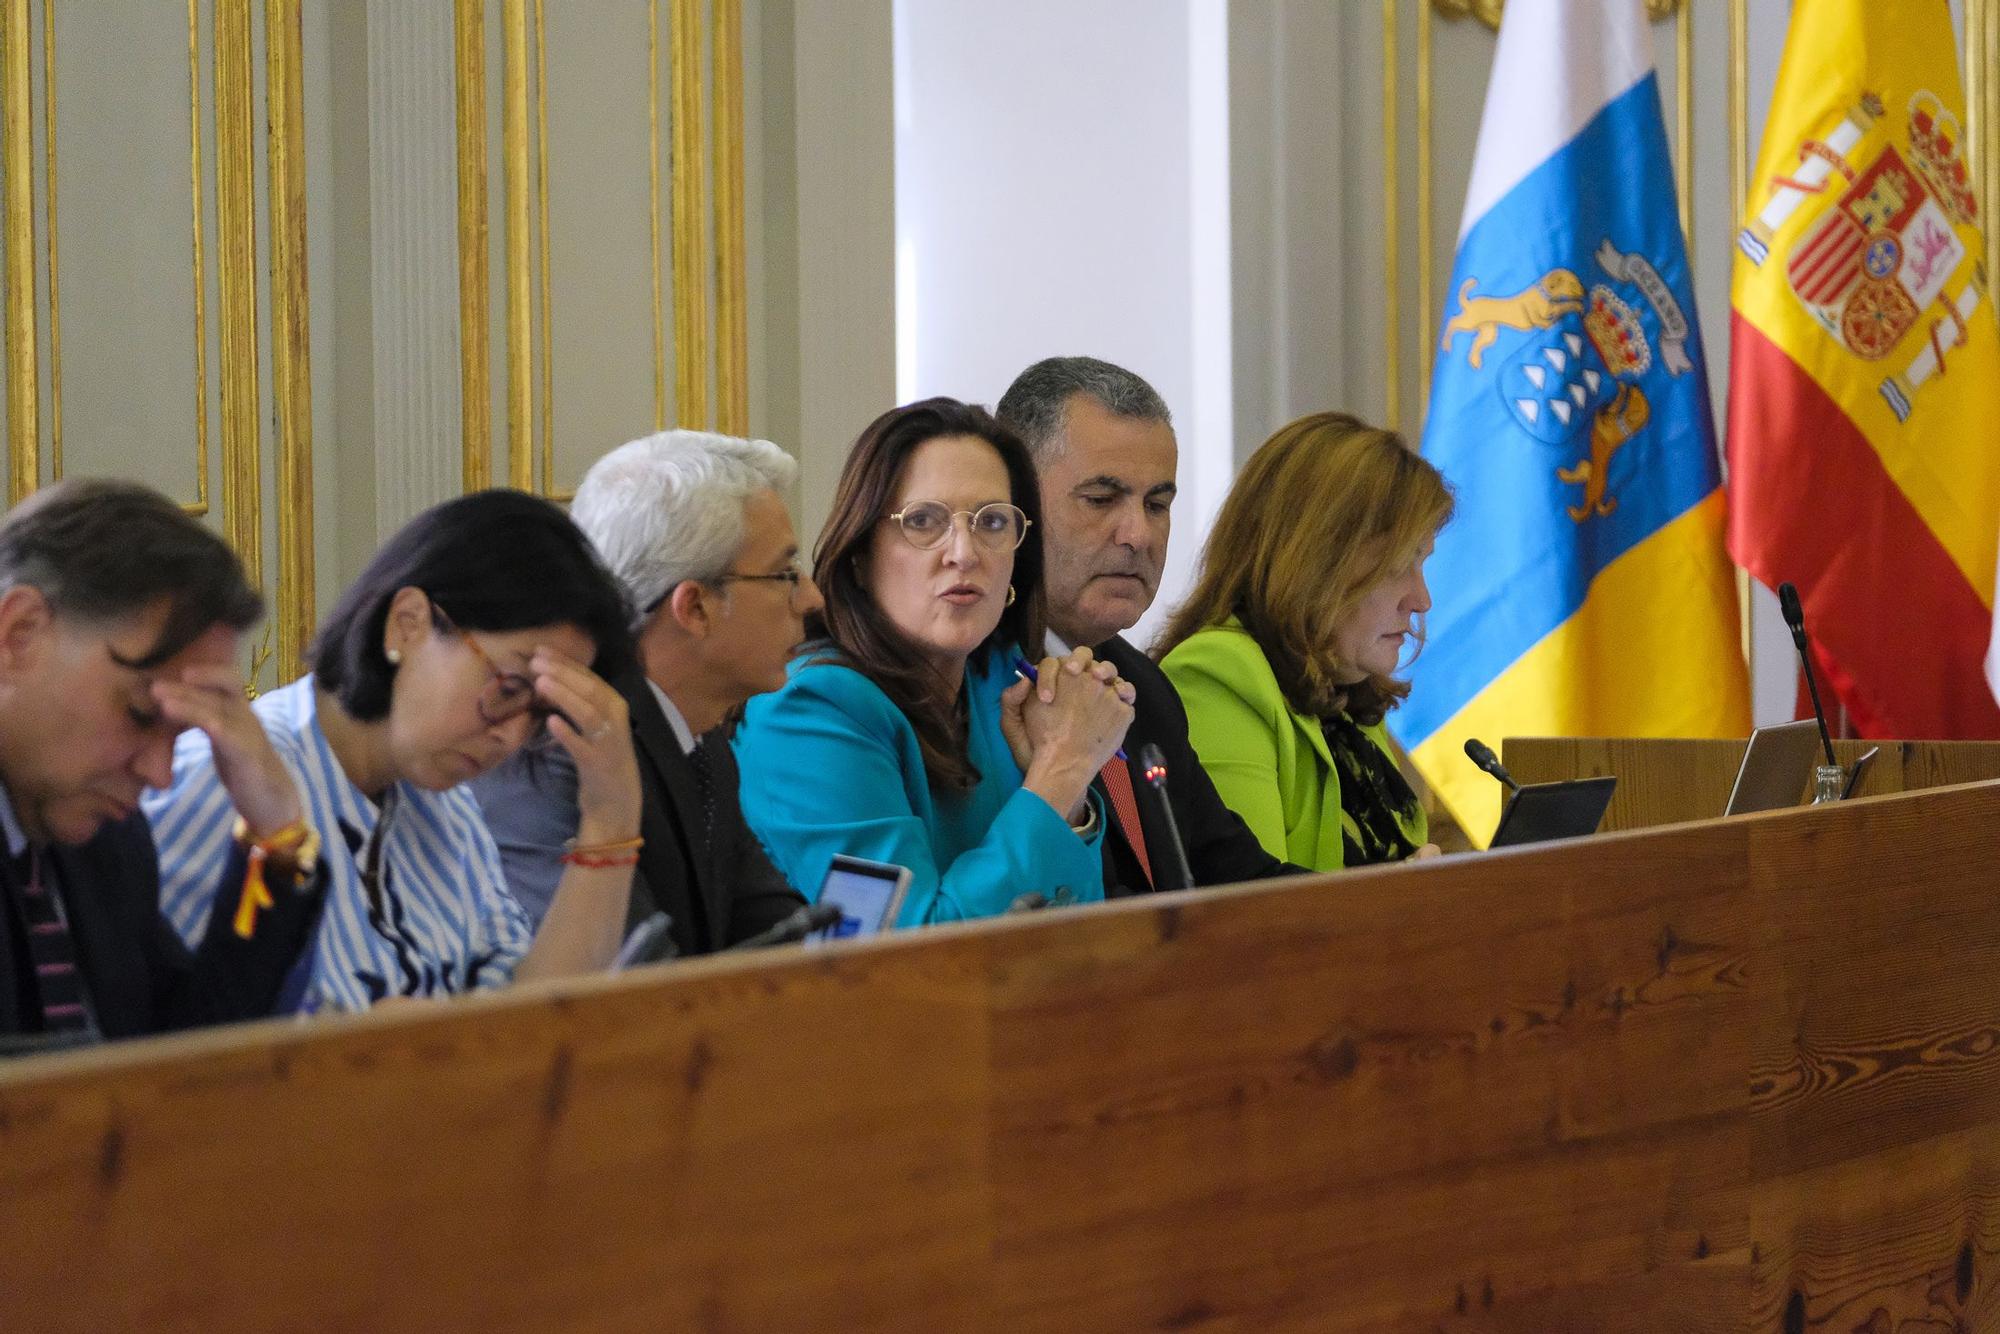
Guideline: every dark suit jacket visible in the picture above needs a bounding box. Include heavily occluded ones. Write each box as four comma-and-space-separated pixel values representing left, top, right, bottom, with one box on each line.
1094, 635, 1307, 895
475, 670, 806, 959
0, 813, 324, 1047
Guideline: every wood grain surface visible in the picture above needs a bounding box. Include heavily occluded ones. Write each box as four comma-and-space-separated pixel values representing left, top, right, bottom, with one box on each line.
3, 781, 1999, 1330
1503, 736, 2000, 832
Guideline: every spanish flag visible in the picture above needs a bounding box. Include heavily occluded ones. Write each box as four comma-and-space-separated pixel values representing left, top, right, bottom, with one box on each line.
1727, 0, 2000, 738
1396, 0, 1748, 843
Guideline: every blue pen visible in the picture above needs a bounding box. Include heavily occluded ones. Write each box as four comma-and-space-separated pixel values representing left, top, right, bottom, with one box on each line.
1013, 654, 1128, 761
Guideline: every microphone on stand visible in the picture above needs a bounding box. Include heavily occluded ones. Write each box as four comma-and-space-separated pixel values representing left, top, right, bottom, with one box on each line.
1136, 744, 1197, 892
613, 912, 676, 970
1463, 737, 1521, 793
727, 901, 844, 951
1777, 581, 1840, 770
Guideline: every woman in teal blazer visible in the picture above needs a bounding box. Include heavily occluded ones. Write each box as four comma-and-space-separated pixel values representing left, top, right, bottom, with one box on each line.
1156, 412, 1453, 873
735, 399, 1135, 926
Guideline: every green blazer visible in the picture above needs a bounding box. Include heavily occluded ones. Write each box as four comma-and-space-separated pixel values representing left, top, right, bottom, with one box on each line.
1159, 620, 1425, 872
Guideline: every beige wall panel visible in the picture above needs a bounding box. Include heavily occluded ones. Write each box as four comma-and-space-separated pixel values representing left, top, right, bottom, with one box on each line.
1328, 0, 1392, 431
787, 0, 893, 542
478, 0, 507, 491
540, 0, 657, 488
1227, 0, 1347, 461
43, 2, 210, 508
0, 0, 34, 486
1418, 9, 1492, 394
747, 0, 801, 478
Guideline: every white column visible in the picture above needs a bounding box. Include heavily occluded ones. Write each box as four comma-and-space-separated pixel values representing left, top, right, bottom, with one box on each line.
364, 0, 463, 535
892, 0, 1234, 645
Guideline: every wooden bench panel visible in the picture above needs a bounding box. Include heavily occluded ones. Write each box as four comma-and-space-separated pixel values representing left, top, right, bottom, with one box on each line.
1504, 736, 2000, 831
0, 783, 1997, 1330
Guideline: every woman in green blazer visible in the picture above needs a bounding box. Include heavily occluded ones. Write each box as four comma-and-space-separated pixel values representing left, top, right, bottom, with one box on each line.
1156, 412, 1452, 872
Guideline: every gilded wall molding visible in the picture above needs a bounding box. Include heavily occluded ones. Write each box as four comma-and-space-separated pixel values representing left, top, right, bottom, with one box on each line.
1432, 0, 1681, 28
1974, 0, 1999, 245
670, 0, 708, 429
649, 0, 665, 430
1675, 2, 1691, 253
500, 0, 531, 491
449, 0, 747, 489
213, 0, 260, 587
1416, 0, 1431, 413
266, 0, 314, 674
1, 3, 319, 684
1730, 0, 1747, 229
531, 0, 561, 501
454, 0, 491, 491
714, 0, 748, 437
185, 0, 210, 516
1381, 0, 1398, 431
3, 0, 37, 504
38, 0, 56, 479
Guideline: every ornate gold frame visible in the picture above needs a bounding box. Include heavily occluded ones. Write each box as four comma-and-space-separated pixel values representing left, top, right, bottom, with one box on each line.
266, 0, 314, 671
2, 0, 36, 505
670, 0, 708, 431
1432, 0, 1681, 27
451, 0, 750, 496
214, 0, 259, 588
0, 2, 304, 676
454, 0, 490, 491
1974, 0, 2000, 245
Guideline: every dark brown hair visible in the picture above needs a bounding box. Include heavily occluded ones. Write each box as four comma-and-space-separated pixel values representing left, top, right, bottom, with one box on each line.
1154, 411, 1452, 726
809, 398, 1045, 790
0, 477, 262, 669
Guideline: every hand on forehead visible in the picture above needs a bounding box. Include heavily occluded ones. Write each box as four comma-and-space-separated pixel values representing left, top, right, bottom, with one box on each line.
104, 606, 244, 682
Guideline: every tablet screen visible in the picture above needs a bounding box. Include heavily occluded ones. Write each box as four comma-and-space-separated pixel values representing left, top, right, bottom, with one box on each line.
811, 859, 907, 942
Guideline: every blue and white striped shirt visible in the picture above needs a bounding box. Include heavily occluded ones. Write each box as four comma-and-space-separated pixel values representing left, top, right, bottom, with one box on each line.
144, 676, 533, 1014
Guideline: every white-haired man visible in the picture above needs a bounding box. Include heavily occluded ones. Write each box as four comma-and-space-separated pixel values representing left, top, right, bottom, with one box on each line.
474, 430, 818, 959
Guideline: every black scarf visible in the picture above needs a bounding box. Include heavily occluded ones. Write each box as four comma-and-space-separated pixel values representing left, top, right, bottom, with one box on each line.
1320, 710, 1419, 866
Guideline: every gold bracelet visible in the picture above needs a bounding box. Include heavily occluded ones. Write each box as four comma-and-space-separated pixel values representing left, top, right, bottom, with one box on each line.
563, 834, 645, 857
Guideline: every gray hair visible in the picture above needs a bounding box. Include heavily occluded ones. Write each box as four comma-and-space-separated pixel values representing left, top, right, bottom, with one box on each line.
571, 428, 798, 626
995, 355, 1173, 464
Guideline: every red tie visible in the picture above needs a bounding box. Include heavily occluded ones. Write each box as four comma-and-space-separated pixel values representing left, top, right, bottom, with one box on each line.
1097, 758, 1153, 888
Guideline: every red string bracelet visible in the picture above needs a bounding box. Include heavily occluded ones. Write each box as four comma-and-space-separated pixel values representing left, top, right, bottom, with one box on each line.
561, 848, 642, 869
560, 834, 644, 869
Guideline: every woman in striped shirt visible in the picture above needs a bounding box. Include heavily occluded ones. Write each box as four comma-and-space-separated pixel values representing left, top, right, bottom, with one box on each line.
144, 491, 643, 1014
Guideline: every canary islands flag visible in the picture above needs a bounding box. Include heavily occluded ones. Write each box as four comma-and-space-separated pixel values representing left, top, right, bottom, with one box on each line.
1393, 0, 1749, 842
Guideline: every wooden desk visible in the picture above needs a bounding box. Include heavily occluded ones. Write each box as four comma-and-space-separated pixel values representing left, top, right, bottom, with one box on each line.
3, 783, 2000, 1329
1504, 735, 2000, 831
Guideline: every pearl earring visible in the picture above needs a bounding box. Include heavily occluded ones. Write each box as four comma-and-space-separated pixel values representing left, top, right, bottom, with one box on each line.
385, 647, 402, 665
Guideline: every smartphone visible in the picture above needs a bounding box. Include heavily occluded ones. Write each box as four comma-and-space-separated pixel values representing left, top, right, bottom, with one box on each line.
810, 855, 913, 943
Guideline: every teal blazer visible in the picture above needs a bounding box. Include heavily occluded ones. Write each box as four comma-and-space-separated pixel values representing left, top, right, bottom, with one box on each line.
733, 648, 1106, 926
1159, 620, 1424, 872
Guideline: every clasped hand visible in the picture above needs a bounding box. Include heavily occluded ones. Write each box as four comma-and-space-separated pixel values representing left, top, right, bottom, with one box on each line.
1001, 647, 1136, 824
151, 665, 303, 839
